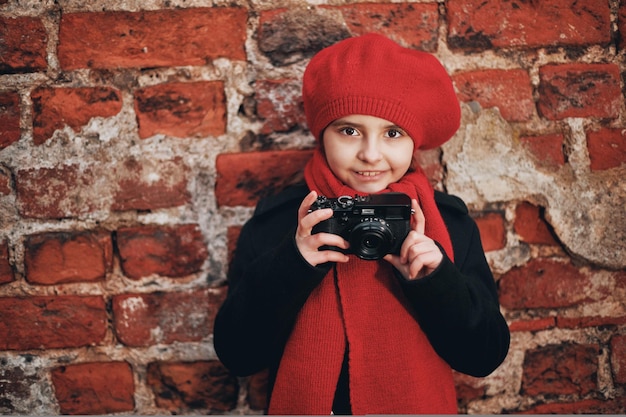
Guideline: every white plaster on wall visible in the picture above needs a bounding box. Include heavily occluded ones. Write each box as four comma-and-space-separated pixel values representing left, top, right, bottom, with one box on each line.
444, 104, 626, 269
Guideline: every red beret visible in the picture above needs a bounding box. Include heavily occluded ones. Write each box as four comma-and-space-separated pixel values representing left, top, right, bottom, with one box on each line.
302, 33, 460, 150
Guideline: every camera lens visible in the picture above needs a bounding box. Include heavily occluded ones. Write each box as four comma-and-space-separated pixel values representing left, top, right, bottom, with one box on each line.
363, 235, 382, 249
349, 218, 394, 260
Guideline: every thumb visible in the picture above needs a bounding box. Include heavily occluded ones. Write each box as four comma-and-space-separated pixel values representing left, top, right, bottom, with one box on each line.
383, 253, 404, 269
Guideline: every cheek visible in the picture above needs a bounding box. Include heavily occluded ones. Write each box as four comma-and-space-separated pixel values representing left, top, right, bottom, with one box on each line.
325, 151, 349, 174
392, 142, 415, 170
322, 139, 347, 173
323, 134, 356, 160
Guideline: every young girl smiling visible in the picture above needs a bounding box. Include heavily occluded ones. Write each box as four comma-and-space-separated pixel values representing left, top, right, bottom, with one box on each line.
214, 33, 510, 415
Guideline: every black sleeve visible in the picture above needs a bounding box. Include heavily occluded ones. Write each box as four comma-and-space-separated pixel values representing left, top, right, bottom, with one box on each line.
398, 207, 510, 377
213, 204, 329, 376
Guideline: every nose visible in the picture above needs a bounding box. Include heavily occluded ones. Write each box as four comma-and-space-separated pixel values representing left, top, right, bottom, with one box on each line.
357, 137, 383, 163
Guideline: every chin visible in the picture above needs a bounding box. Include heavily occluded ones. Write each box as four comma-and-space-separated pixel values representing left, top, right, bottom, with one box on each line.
351, 184, 387, 194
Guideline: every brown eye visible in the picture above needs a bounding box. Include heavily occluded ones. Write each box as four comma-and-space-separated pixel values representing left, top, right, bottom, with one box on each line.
341, 127, 357, 136
386, 129, 402, 139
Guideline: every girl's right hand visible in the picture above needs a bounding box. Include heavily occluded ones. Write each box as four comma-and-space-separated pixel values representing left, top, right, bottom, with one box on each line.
295, 191, 350, 267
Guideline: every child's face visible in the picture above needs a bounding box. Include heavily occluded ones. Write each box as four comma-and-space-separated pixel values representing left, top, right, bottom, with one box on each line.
322, 114, 414, 194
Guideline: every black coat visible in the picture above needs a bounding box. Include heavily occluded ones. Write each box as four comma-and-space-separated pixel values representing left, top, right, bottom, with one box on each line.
214, 184, 510, 405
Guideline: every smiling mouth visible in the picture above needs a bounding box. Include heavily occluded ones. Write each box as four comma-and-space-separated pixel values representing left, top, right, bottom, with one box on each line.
356, 171, 383, 177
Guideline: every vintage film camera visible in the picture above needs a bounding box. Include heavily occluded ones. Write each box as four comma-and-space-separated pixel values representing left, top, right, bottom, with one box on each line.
309, 192, 412, 260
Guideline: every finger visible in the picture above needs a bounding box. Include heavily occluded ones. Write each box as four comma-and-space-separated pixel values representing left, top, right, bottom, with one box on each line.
302, 244, 350, 267
406, 242, 443, 278
384, 253, 403, 270
384, 254, 412, 280
383, 253, 403, 268
308, 233, 350, 251
298, 190, 318, 221
306, 235, 350, 265
399, 230, 419, 263
408, 255, 425, 279
314, 251, 350, 265
412, 199, 425, 235
297, 191, 334, 238
299, 208, 334, 235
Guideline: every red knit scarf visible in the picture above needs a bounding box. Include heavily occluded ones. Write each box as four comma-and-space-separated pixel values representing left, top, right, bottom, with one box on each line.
268, 149, 458, 415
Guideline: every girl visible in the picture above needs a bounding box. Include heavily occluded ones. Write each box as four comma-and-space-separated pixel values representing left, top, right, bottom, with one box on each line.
214, 33, 510, 415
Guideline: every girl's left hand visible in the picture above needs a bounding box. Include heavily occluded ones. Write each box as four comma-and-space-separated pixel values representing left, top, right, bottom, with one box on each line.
383, 199, 443, 280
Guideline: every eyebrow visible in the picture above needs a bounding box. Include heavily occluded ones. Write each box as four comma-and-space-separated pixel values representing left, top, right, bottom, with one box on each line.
330, 118, 404, 131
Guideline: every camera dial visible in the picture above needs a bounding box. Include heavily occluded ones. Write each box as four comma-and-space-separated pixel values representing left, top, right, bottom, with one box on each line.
337, 195, 354, 209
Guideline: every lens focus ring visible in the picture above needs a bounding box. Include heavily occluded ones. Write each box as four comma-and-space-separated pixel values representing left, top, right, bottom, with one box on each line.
349, 218, 395, 260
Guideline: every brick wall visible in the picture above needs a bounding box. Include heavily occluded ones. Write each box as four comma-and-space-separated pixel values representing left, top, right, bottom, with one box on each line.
1, 0, 624, 414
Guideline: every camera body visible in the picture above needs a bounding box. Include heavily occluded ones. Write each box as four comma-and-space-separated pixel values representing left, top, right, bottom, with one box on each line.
309, 192, 412, 260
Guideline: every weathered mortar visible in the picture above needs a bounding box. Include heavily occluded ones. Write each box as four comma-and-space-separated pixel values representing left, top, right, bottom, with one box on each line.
444, 105, 626, 270
1, 0, 625, 414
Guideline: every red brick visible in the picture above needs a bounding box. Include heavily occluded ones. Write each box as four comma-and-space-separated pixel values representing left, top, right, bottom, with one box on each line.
255, 79, 306, 135
258, 8, 350, 66
226, 225, 242, 268
522, 342, 599, 396
247, 369, 269, 411
522, 397, 626, 414
448, 0, 610, 50
453, 69, 534, 122
557, 315, 626, 329
0, 17, 47, 73
58, 8, 246, 70
538, 64, 621, 120
0, 296, 107, 350
31, 87, 122, 145
15, 160, 182, 218
147, 360, 238, 412
587, 128, 626, 171
610, 334, 626, 384
15, 157, 190, 217
51, 362, 134, 415
514, 202, 558, 245
0, 91, 21, 149
0, 242, 14, 285
134, 81, 226, 139
499, 258, 603, 309
336, 3, 439, 51
116, 224, 208, 279
15, 164, 97, 219
112, 157, 191, 211
23, 230, 112, 285
508, 317, 556, 333
215, 150, 313, 207
453, 372, 487, 405
474, 212, 505, 252
520, 133, 566, 167
112, 288, 226, 347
